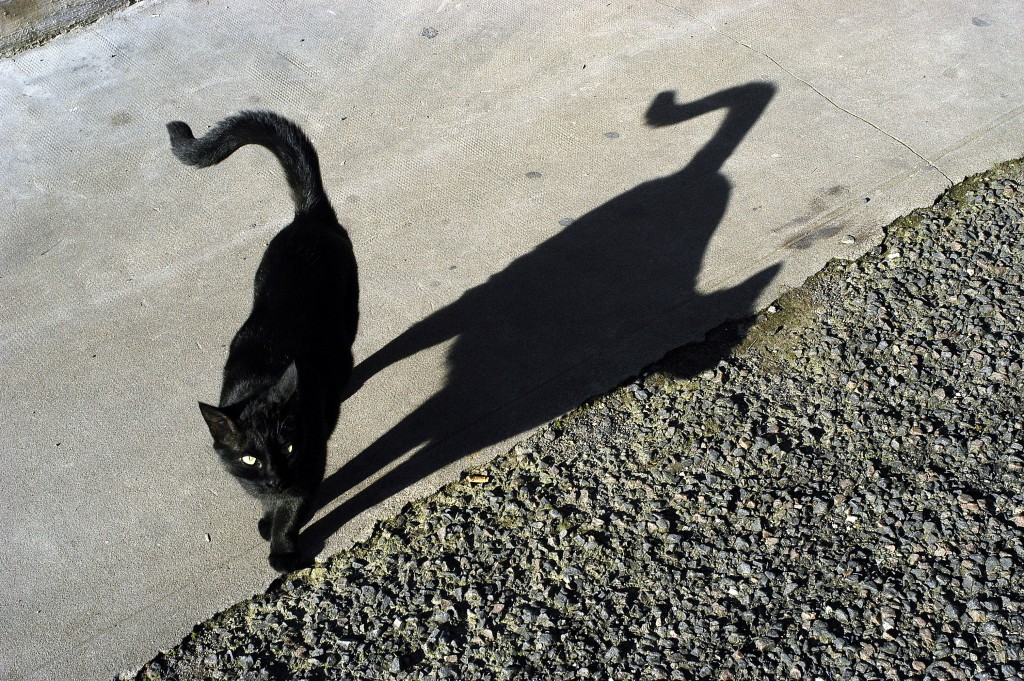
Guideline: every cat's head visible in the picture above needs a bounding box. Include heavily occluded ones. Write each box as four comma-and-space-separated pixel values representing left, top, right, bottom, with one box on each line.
198, 362, 301, 493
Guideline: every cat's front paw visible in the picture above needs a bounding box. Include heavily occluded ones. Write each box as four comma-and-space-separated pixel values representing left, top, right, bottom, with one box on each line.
268, 549, 305, 573
258, 516, 272, 541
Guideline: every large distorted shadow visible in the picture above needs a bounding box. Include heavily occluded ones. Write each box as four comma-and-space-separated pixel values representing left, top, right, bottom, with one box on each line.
305, 81, 780, 551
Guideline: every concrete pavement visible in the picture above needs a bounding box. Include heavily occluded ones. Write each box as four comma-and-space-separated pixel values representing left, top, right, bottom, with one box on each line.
1, 1, 1022, 678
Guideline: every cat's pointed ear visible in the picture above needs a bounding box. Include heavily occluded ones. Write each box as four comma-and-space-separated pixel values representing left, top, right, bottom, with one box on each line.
199, 402, 242, 448
269, 361, 298, 404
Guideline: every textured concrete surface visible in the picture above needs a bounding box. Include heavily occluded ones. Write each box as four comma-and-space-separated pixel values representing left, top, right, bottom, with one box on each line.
1, 0, 1022, 678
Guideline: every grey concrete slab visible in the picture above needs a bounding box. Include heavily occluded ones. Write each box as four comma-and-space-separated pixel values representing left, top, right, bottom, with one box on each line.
1, 0, 1021, 678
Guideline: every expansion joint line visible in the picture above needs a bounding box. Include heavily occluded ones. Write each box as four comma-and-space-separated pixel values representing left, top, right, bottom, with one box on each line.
658, 2, 954, 186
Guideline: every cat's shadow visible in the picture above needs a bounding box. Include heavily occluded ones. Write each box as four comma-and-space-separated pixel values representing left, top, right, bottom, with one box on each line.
303, 82, 780, 556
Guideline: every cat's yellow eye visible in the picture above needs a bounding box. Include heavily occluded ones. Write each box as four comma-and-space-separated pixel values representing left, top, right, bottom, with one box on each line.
241, 455, 257, 466
287, 444, 293, 453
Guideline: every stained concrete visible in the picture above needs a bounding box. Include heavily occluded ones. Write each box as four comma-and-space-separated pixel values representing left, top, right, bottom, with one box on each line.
1, 0, 1022, 678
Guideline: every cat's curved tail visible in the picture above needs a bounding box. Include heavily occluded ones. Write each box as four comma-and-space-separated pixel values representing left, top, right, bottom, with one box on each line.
166, 110, 327, 215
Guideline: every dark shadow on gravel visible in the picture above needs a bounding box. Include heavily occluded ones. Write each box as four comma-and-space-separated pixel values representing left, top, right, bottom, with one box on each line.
303, 82, 780, 555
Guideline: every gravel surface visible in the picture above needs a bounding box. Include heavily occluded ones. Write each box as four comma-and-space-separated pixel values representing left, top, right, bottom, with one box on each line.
130, 160, 1024, 680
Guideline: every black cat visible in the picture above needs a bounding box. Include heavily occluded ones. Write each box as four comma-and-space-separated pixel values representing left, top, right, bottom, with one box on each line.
167, 110, 359, 572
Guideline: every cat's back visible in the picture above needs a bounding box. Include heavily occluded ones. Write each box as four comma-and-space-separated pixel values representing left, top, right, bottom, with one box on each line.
257, 206, 356, 292
234, 207, 358, 359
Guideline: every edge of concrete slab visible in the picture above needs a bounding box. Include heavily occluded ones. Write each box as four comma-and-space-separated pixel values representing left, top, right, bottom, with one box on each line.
1, 0, 139, 58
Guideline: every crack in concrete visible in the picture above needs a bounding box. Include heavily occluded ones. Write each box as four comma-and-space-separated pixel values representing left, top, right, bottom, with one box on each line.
659, 1, 955, 186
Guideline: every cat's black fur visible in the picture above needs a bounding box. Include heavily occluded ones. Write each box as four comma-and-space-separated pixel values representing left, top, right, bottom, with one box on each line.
167, 110, 359, 572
